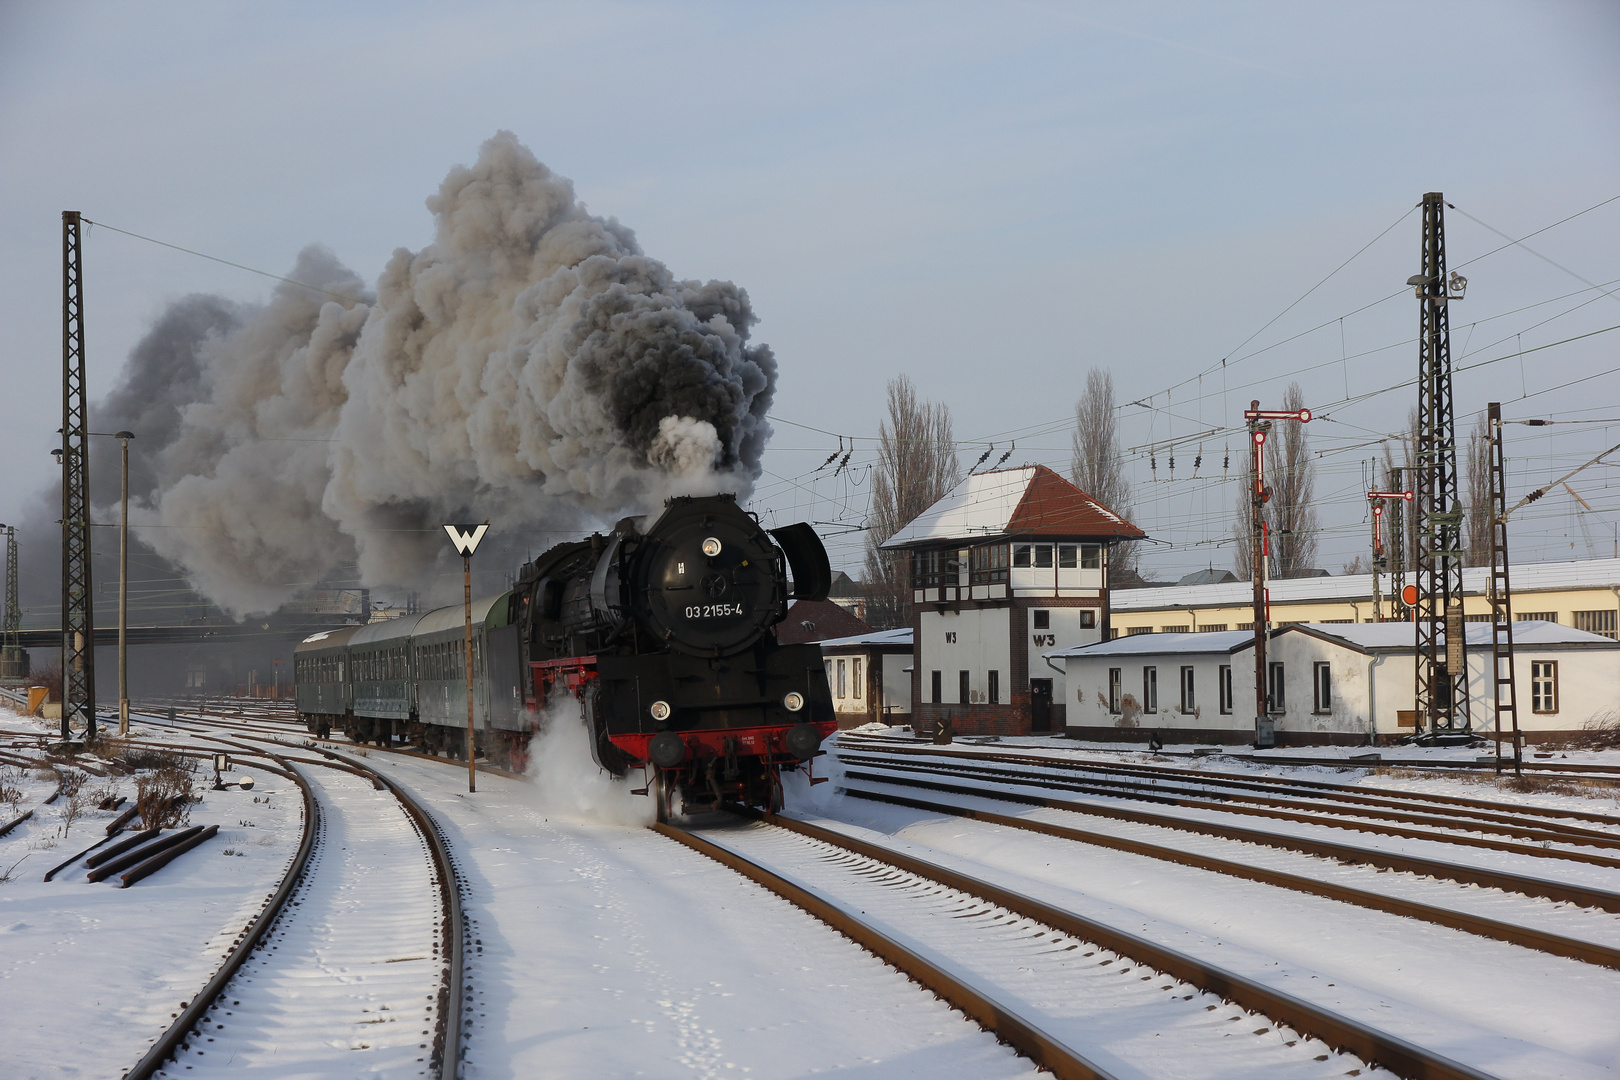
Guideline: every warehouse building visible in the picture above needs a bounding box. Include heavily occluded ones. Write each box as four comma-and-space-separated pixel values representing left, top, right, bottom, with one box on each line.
1049, 621, 1620, 745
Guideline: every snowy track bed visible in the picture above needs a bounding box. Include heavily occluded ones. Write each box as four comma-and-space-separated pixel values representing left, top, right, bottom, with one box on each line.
157, 761, 450, 1078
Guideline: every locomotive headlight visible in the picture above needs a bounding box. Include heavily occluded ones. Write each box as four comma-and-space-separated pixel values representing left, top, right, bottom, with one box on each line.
701, 536, 722, 557
649, 700, 673, 722
782, 691, 805, 712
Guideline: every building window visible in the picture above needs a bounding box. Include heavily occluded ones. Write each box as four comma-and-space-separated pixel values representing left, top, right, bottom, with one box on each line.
1180, 666, 1195, 714
931, 670, 942, 704
1236, 622, 1255, 631
1520, 611, 1557, 624
1219, 665, 1233, 714
1142, 667, 1157, 713
836, 659, 846, 698
1080, 610, 1096, 629
853, 658, 863, 699
1201, 624, 1228, 632
1058, 544, 1078, 568
1034, 544, 1054, 568
1532, 661, 1558, 713
1032, 609, 1050, 630
970, 543, 1010, 585
1107, 668, 1122, 713
1313, 662, 1332, 714
1013, 544, 1032, 568
1126, 626, 1153, 636
1268, 662, 1285, 713
959, 670, 971, 704
1574, 610, 1616, 639
1160, 624, 1189, 634
988, 670, 1000, 704
911, 548, 945, 589
1081, 544, 1102, 569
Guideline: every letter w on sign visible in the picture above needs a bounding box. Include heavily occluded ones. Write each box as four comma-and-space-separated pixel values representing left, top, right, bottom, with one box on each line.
444, 523, 489, 557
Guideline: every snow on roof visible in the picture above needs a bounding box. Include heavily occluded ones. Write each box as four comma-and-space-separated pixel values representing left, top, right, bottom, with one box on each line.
1112, 557, 1620, 611
879, 465, 1142, 549
1047, 621, 1618, 662
1046, 630, 1254, 659
816, 627, 914, 649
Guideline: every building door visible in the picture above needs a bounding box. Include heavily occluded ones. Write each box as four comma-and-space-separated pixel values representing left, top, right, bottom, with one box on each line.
1030, 679, 1053, 732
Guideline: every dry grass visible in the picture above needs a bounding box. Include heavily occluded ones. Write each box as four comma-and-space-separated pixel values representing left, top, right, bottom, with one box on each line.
1553, 712, 1620, 752
135, 756, 198, 830
1379, 764, 1614, 800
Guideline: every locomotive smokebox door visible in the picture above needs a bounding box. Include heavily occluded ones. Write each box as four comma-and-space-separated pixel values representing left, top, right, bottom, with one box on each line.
636, 499, 785, 657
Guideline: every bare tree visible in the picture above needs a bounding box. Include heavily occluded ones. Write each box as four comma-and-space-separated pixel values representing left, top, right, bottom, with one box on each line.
1232, 450, 1258, 580
1465, 411, 1492, 566
1231, 383, 1318, 580
863, 376, 960, 629
1070, 369, 1137, 577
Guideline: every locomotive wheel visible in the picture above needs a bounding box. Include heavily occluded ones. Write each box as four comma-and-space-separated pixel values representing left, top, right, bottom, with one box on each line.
655, 771, 676, 824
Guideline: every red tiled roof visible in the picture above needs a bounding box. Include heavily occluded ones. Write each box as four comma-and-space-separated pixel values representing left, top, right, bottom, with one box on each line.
1006, 465, 1143, 539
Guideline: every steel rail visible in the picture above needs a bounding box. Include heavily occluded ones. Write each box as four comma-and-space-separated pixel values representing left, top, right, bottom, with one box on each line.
837, 737, 1620, 835
122, 752, 319, 1080
653, 820, 1121, 1080
741, 810, 1495, 1080
838, 756, 1620, 870
843, 767, 1620, 913
846, 785, 1620, 971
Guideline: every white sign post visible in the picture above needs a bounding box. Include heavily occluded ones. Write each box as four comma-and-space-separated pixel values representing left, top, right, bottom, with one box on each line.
444, 523, 489, 793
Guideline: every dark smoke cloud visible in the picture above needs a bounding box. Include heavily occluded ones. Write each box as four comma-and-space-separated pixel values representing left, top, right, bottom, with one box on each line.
115, 132, 776, 616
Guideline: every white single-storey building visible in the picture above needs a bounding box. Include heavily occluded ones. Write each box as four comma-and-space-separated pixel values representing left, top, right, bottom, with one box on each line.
817, 628, 914, 729
1047, 622, 1620, 746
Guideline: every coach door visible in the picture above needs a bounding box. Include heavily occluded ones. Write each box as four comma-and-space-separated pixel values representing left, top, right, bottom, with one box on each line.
1030, 679, 1053, 732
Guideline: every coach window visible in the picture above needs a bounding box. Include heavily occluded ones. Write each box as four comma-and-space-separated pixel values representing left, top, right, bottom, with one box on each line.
1313, 663, 1332, 714
1532, 661, 1558, 713
1142, 666, 1157, 713
1108, 668, 1122, 713
1219, 665, 1233, 714
836, 659, 846, 699
852, 658, 863, 699
1180, 666, 1195, 714
1032, 610, 1050, 630
988, 670, 1000, 704
1268, 662, 1286, 713
931, 670, 942, 704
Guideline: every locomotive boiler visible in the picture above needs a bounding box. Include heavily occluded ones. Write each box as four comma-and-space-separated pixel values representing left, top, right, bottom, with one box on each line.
295, 494, 838, 817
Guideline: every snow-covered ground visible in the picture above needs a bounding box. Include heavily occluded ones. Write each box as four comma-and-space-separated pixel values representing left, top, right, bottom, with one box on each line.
8, 703, 1620, 1078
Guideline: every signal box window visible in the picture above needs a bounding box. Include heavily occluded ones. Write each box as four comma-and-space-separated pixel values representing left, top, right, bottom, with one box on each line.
1108, 668, 1122, 714
1058, 545, 1078, 568
931, 670, 942, 704
1080, 610, 1096, 629
1034, 544, 1054, 568
1218, 665, 1233, 714
1179, 666, 1195, 714
1032, 610, 1051, 630
1013, 544, 1032, 568
959, 670, 971, 704
1531, 661, 1558, 713
1313, 663, 1332, 714
988, 670, 1000, 704
1142, 666, 1157, 714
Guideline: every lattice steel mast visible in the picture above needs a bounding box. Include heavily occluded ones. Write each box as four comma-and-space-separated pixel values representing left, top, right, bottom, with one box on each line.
61, 210, 96, 740
1, 526, 21, 680
1485, 402, 1521, 776
1410, 193, 1468, 742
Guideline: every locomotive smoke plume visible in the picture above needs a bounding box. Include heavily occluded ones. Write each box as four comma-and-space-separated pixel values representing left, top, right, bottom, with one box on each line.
118, 132, 776, 616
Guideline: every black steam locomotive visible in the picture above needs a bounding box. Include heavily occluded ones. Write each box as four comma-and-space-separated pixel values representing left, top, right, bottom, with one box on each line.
295, 495, 837, 817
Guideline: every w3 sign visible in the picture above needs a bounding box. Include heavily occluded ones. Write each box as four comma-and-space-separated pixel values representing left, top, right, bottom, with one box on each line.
1032, 634, 1057, 647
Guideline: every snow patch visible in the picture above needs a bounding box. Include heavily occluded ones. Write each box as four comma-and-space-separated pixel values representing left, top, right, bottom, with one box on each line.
523, 692, 655, 827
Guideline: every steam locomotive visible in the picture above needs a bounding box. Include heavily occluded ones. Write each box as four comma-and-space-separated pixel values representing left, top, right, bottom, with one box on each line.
294, 495, 837, 817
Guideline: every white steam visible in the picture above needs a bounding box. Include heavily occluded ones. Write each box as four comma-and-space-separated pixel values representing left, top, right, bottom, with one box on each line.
523, 692, 655, 827
128, 132, 776, 615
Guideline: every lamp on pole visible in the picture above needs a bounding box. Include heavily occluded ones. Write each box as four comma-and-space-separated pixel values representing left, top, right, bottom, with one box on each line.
114, 431, 134, 735
444, 521, 489, 794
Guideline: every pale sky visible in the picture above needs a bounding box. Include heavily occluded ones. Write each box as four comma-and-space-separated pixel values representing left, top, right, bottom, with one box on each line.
3, 1, 1618, 592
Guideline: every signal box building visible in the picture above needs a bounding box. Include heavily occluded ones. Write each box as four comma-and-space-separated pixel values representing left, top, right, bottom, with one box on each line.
881, 465, 1143, 736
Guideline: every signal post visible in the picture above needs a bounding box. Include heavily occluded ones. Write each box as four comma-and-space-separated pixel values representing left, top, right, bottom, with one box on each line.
444, 522, 490, 793
1243, 399, 1311, 749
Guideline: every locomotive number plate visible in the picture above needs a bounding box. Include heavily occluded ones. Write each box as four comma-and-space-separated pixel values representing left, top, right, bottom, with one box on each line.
685, 603, 746, 619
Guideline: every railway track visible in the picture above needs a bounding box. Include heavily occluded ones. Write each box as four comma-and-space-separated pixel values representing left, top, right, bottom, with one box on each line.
835, 738, 1620, 869
113, 725, 465, 1080
661, 810, 1495, 1080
